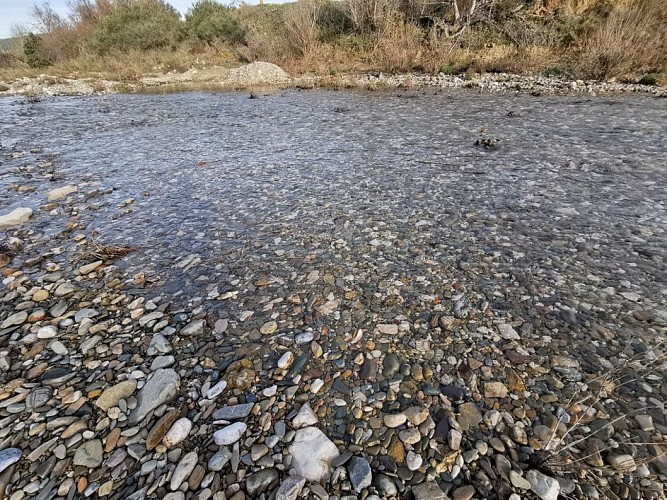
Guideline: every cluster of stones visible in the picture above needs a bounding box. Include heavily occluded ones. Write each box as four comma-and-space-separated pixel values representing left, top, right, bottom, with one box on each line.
358, 73, 667, 96
1, 95, 666, 500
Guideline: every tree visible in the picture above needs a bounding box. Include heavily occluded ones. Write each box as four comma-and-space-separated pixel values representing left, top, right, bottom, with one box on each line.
185, 0, 246, 45
89, 0, 183, 53
23, 33, 47, 68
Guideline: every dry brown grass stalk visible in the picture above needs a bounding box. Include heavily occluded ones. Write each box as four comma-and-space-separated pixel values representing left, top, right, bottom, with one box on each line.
576, 0, 667, 78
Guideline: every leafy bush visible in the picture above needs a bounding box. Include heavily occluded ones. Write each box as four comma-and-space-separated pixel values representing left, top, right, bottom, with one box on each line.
185, 0, 246, 45
638, 74, 658, 85
89, 0, 183, 54
23, 33, 48, 68
439, 64, 454, 74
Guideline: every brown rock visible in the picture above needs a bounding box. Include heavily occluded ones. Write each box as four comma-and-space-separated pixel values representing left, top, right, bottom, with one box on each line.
457, 402, 482, 431
389, 439, 405, 464
146, 408, 181, 451
105, 427, 121, 453
506, 369, 525, 392
225, 359, 256, 391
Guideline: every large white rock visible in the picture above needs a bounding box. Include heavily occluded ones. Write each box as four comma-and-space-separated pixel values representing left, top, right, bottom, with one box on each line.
162, 418, 192, 447
214, 422, 247, 445
527, 470, 560, 500
0, 208, 32, 229
47, 185, 77, 201
292, 402, 318, 428
288, 427, 339, 482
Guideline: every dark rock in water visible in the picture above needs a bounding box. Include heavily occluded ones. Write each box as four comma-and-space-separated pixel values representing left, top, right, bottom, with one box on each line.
441, 385, 467, 400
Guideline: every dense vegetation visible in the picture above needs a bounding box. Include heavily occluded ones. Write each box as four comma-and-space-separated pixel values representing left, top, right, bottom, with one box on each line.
1, 0, 665, 83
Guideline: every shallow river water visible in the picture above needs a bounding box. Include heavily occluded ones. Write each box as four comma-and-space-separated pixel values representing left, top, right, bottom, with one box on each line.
1, 90, 665, 313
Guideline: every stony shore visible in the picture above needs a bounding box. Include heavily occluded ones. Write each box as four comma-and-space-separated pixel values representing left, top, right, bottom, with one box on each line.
0, 61, 665, 98
0, 89, 666, 500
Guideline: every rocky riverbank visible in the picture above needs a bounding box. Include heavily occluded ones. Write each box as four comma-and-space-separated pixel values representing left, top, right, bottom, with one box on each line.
1, 61, 666, 98
0, 90, 666, 500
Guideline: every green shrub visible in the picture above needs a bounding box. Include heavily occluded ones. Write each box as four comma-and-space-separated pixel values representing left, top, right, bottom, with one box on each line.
185, 0, 246, 45
439, 64, 454, 75
23, 33, 48, 68
638, 74, 658, 85
89, 0, 183, 54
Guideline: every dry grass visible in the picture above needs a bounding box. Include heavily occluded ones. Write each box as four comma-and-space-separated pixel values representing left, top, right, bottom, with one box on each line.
374, 20, 423, 72
576, 0, 667, 79
0, 44, 237, 83
283, 0, 322, 57
1, 0, 665, 84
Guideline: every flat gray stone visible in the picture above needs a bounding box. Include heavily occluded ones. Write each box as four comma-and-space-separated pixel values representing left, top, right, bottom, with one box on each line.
527, 470, 560, 500
213, 403, 254, 420
0, 207, 32, 229
180, 319, 205, 336
129, 369, 180, 425
275, 476, 306, 500
73, 440, 103, 468
412, 481, 448, 500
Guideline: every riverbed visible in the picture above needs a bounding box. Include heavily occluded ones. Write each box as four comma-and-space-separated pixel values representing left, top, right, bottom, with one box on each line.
0, 89, 665, 499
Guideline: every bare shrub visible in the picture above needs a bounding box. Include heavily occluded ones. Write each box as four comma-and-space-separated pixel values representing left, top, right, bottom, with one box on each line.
283, 0, 322, 56
576, 0, 666, 79
343, 0, 400, 33
374, 19, 423, 72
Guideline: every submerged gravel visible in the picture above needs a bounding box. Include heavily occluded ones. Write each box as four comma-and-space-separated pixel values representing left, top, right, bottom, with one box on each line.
0, 89, 666, 500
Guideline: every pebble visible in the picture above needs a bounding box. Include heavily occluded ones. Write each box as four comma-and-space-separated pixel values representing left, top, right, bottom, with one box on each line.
170, 451, 198, 491
275, 476, 306, 500
36, 325, 58, 339
162, 418, 192, 447
214, 422, 247, 445
205, 380, 227, 399
95, 380, 137, 410
383, 413, 407, 428
292, 402, 318, 428
72, 440, 103, 468
213, 403, 254, 420
0, 448, 21, 474
246, 468, 279, 496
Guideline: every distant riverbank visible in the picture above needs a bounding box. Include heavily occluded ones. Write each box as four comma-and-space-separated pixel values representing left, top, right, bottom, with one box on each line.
1, 62, 666, 99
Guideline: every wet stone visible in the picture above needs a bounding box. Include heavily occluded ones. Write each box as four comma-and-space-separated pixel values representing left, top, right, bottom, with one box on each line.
213, 403, 254, 420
